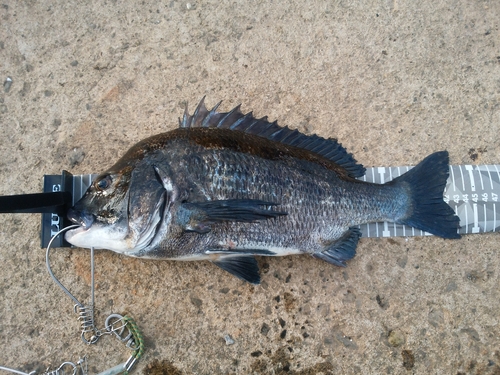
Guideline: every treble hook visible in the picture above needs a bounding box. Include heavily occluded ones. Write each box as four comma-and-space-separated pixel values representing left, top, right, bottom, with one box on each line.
46, 225, 99, 344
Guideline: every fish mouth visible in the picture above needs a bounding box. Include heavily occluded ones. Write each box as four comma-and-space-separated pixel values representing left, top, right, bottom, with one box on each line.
67, 208, 95, 229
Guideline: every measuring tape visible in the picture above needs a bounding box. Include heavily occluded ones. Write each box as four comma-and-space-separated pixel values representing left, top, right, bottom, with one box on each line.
359, 164, 500, 237
41, 164, 499, 247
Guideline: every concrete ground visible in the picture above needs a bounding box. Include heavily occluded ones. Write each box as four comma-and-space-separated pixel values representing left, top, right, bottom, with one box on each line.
1, 1, 499, 374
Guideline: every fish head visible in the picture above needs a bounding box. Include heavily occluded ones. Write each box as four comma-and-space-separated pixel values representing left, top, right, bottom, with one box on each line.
65, 160, 171, 254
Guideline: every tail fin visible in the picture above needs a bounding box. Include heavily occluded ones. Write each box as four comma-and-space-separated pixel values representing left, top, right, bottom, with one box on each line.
390, 151, 460, 239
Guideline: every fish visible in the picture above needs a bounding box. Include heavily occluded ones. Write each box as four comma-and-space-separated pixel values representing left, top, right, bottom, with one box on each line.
65, 98, 461, 284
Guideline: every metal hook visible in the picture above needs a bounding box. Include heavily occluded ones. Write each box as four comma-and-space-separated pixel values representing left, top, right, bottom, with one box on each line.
46, 225, 83, 308
46, 226, 100, 344
52, 361, 77, 375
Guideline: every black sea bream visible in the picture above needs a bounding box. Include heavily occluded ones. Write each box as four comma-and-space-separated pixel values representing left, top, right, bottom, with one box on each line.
65, 99, 461, 284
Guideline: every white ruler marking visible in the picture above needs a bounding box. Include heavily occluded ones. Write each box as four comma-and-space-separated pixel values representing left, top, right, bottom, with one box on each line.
465, 165, 475, 191
458, 165, 465, 191
494, 204, 497, 232
378, 167, 386, 183
484, 205, 487, 232
476, 165, 485, 190
486, 165, 494, 190
471, 204, 478, 233
450, 166, 457, 192
494, 165, 500, 186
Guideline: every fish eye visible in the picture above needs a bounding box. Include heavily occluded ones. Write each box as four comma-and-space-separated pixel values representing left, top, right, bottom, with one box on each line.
95, 175, 112, 191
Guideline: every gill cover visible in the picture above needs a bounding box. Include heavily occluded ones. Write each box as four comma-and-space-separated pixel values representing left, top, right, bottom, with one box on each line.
125, 163, 172, 252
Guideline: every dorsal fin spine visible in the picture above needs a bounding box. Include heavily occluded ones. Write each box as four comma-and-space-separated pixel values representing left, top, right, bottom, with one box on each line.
202, 101, 222, 128
181, 99, 366, 178
229, 113, 252, 130
219, 105, 243, 128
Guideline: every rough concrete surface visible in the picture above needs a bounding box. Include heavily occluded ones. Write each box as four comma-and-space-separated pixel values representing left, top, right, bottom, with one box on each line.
1, 1, 499, 374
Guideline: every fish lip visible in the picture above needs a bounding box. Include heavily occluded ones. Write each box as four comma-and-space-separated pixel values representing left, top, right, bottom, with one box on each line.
67, 208, 94, 229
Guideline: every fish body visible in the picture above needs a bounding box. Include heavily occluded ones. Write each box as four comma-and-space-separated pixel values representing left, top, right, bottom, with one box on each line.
66, 99, 460, 283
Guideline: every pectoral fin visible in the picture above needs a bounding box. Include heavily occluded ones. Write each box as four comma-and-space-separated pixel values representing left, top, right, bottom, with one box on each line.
313, 227, 361, 267
179, 199, 287, 233
206, 249, 276, 256
212, 255, 261, 284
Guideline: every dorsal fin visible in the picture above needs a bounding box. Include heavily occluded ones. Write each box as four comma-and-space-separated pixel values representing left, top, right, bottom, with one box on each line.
179, 97, 365, 178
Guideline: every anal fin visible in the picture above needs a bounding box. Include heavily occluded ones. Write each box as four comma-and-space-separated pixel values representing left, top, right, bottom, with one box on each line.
313, 227, 361, 267
212, 255, 261, 284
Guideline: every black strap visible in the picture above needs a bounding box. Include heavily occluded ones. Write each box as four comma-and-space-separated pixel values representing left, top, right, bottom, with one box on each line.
0, 192, 72, 215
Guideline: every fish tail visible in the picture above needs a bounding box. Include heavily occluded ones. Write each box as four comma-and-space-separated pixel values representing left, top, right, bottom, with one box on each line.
390, 151, 461, 239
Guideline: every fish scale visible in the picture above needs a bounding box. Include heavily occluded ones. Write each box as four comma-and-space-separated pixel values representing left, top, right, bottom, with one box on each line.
178, 146, 341, 252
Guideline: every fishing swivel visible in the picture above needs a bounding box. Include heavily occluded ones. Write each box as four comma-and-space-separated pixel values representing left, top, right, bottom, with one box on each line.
104, 314, 145, 374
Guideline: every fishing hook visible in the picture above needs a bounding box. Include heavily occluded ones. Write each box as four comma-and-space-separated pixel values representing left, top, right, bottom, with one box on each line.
46, 225, 100, 344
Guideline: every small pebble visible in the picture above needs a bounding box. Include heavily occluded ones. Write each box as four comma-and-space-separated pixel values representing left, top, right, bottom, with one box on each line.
224, 334, 235, 345
69, 147, 86, 167
388, 330, 406, 347
4, 77, 12, 93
